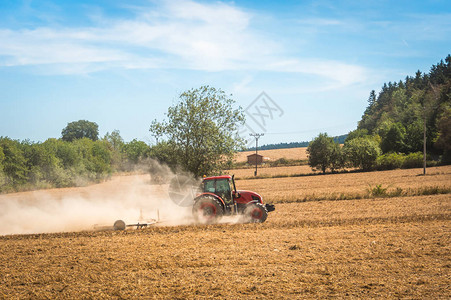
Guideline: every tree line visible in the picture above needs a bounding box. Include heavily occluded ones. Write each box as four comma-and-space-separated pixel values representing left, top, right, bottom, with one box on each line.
307, 132, 425, 174
0, 121, 152, 193
308, 55, 451, 173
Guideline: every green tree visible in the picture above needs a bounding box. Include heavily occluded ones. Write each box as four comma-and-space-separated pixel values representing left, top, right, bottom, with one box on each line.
435, 108, 451, 163
307, 133, 340, 174
61, 120, 99, 142
122, 139, 150, 164
150, 86, 245, 177
0, 138, 28, 186
346, 129, 370, 143
71, 138, 112, 180
149, 141, 178, 166
104, 130, 124, 151
404, 120, 423, 152
50, 139, 79, 168
103, 130, 125, 170
91, 140, 112, 175
380, 122, 406, 153
330, 143, 345, 172
344, 137, 381, 171
22, 142, 61, 184
0, 145, 4, 172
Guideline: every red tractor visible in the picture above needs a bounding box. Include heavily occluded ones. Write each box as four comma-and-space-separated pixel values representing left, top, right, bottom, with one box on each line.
192, 175, 275, 224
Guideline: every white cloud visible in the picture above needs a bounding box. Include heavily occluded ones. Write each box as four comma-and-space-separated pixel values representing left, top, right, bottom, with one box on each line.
0, 0, 368, 87
266, 59, 367, 88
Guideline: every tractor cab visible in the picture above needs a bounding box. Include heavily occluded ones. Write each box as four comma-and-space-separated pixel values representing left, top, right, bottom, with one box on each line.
201, 175, 234, 206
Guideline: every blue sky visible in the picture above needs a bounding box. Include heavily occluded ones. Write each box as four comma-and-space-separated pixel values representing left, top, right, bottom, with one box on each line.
1, 0, 450, 146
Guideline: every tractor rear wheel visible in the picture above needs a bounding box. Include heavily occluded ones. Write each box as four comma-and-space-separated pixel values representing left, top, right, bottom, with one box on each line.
192, 196, 224, 224
243, 202, 268, 223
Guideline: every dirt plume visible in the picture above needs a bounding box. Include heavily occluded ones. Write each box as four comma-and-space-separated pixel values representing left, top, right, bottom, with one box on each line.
0, 173, 194, 235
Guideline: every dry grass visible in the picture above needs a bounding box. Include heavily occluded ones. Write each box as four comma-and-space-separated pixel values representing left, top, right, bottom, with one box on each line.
236, 165, 451, 203
1, 166, 450, 298
235, 147, 308, 162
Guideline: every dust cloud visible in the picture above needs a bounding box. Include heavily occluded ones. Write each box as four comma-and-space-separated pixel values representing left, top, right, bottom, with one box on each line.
0, 165, 196, 236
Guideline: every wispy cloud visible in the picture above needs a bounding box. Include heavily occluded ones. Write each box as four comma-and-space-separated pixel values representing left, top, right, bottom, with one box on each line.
0, 0, 368, 87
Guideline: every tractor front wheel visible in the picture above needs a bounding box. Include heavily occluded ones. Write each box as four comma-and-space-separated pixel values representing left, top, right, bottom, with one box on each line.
192, 196, 224, 224
243, 202, 268, 223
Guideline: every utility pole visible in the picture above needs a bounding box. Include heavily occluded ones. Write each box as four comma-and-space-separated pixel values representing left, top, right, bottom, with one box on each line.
249, 133, 264, 176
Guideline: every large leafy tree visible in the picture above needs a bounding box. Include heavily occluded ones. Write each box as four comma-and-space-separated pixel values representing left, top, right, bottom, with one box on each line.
22, 141, 60, 184
103, 130, 124, 151
103, 130, 125, 170
122, 139, 150, 164
404, 120, 424, 152
61, 120, 99, 142
150, 86, 245, 177
307, 133, 342, 174
380, 122, 406, 153
344, 137, 381, 171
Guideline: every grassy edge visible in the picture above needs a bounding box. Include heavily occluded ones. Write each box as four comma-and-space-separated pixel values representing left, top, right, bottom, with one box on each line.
271, 185, 451, 204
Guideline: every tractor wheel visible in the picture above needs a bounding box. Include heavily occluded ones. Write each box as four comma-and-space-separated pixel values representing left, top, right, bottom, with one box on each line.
192, 196, 224, 224
243, 203, 268, 223
113, 220, 126, 230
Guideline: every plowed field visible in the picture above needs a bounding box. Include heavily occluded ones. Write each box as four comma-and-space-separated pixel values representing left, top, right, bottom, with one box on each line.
1, 166, 450, 298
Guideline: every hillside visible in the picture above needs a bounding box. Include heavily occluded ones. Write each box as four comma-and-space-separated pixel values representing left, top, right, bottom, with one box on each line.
357, 54, 451, 161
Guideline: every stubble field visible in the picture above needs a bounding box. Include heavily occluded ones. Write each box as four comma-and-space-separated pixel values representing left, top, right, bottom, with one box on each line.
226, 164, 316, 178
237, 166, 451, 203
234, 147, 308, 162
0, 164, 450, 298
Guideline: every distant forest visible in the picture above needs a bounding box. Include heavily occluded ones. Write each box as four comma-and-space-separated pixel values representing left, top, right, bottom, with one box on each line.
356, 54, 450, 161
247, 134, 348, 151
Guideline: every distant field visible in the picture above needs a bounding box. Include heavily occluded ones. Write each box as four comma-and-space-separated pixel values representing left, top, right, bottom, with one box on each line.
226, 165, 316, 178
236, 166, 451, 203
0, 166, 450, 298
235, 147, 308, 162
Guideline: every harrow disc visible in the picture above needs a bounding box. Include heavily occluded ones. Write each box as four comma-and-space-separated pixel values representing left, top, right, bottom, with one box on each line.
168, 174, 199, 207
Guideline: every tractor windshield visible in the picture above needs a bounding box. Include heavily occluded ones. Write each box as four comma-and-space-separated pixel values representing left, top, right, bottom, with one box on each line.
202, 178, 233, 205
215, 179, 230, 194
216, 179, 232, 204
203, 180, 215, 193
